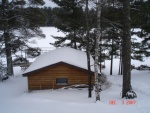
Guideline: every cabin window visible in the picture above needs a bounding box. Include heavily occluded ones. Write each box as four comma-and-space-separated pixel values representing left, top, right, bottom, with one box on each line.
56, 78, 68, 85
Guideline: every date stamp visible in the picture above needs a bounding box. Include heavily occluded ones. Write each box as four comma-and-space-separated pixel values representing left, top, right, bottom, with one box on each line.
109, 100, 136, 105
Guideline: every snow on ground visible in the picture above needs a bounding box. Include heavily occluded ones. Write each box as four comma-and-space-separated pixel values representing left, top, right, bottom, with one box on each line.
0, 59, 150, 113
103, 59, 150, 96
0, 27, 150, 113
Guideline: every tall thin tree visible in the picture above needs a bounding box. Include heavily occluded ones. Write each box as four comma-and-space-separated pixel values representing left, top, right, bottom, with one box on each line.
94, 0, 103, 101
2, 0, 14, 75
110, 0, 115, 75
85, 0, 92, 98
122, 0, 133, 98
1, 0, 45, 76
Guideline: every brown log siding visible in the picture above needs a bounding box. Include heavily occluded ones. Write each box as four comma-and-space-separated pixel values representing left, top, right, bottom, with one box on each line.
27, 63, 94, 90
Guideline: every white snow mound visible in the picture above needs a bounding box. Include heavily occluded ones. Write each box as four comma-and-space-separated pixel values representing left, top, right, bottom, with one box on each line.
23, 47, 95, 74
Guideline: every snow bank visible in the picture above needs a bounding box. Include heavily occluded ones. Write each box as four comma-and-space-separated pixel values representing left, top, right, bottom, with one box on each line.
1, 27, 150, 113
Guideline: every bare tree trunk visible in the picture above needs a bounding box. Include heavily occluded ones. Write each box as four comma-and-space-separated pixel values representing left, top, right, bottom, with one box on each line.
118, 57, 123, 75
110, 39, 114, 75
121, 58, 123, 75
99, 27, 102, 73
118, 58, 121, 75
85, 0, 92, 98
94, 0, 102, 101
122, 0, 132, 98
73, 31, 77, 49
110, 1, 115, 75
118, 55, 121, 75
118, 50, 123, 75
99, 45, 102, 72
72, 0, 77, 49
2, 0, 14, 76
4, 33, 14, 75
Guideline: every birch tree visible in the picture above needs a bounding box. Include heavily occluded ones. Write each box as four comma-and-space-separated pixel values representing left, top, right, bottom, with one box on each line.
94, 0, 107, 101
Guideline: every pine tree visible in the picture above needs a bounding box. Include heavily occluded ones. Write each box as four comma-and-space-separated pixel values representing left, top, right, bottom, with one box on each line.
0, 0, 46, 75
50, 0, 86, 49
122, 0, 132, 98
85, 0, 92, 98
131, 0, 150, 58
97, 0, 123, 75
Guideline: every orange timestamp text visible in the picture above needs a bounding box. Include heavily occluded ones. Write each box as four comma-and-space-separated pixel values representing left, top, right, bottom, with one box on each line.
109, 100, 136, 105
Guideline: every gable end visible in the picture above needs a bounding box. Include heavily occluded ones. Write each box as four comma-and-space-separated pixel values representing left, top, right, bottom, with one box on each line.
23, 61, 94, 76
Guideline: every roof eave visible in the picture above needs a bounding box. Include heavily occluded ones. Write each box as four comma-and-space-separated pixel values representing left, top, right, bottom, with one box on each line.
23, 61, 97, 77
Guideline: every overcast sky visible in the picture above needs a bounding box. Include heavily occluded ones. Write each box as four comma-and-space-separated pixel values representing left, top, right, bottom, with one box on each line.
43, 0, 95, 9
43, 0, 57, 8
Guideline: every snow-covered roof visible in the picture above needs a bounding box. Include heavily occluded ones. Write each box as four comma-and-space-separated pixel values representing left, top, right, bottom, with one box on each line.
23, 47, 95, 74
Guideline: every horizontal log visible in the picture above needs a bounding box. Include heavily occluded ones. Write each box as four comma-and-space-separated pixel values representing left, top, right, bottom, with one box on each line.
27, 63, 95, 90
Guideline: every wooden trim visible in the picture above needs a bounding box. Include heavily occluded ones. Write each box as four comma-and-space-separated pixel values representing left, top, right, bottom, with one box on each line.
23, 61, 95, 76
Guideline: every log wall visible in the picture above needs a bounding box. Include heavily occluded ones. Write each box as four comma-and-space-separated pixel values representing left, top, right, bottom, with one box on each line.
27, 63, 94, 90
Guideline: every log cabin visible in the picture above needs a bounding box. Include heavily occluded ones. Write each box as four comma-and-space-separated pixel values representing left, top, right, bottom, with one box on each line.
23, 47, 98, 91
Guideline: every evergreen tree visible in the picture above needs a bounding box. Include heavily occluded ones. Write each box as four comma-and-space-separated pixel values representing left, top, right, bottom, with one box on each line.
99, 0, 123, 75
85, 0, 92, 98
0, 0, 46, 75
50, 0, 86, 49
131, 0, 150, 58
122, 0, 133, 98
42, 7, 54, 26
